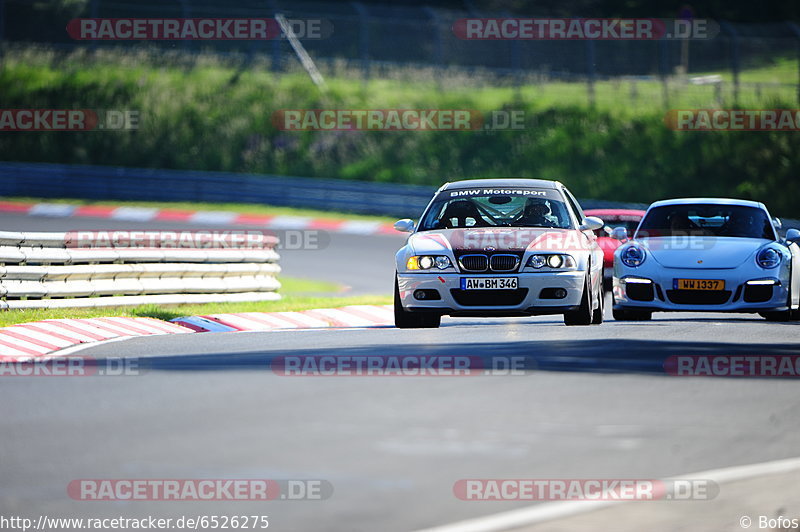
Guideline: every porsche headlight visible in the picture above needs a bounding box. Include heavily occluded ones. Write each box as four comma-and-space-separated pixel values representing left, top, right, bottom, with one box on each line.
620, 245, 646, 267
407, 255, 453, 270
756, 248, 781, 269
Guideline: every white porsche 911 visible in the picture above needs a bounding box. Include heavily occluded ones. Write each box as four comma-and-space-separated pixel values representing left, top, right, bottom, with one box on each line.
393, 178, 605, 328
612, 198, 800, 321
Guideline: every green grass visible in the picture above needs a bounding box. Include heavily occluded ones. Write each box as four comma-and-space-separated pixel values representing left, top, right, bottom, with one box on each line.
0, 276, 392, 328
4, 197, 398, 224
2, 46, 800, 217
712, 56, 798, 84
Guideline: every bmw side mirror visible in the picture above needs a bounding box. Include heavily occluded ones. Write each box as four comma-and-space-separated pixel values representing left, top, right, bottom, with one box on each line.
581, 216, 604, 232
786, 228, 800, 243
611, 226, 629, 241
394, 219, 415, 233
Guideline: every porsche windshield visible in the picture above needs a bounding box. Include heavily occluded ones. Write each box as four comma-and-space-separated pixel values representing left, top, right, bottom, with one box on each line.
418, 189, 574, 231
636, 204, 776, 239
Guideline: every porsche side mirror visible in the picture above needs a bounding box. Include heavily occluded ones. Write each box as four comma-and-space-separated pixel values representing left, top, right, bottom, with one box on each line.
394, 219, 415, 233
786, 228, 800, 243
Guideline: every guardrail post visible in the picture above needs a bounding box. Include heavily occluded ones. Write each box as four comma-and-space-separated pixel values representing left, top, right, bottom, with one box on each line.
351, 2, 370, 81
720, 21, 740, 104
787, 22, 800, 105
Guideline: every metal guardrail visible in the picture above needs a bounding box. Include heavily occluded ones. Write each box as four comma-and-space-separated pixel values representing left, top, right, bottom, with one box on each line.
0, 230, 281, 309
0, 162, 435, 218
0, 161, 795, 229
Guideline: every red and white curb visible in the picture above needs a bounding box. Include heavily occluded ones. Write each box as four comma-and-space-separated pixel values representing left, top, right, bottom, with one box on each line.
0, 317, 193, 361
0, 200, 401, 236
171, 305, 393, 332
0, 305, 394, 361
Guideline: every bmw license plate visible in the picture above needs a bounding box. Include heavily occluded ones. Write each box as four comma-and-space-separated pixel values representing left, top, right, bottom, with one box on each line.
674, 279, 725, 291
461, 277, 518, 290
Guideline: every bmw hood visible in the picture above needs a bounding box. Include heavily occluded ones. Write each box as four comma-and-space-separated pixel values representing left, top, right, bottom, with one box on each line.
638, 237, 772, 269
408, 228, 590, 254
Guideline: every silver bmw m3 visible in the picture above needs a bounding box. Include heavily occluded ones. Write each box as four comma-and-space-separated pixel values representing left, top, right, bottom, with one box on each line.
393, 178, 605, 328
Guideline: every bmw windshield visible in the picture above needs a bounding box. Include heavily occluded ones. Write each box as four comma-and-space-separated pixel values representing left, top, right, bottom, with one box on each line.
418, 188, 575, 231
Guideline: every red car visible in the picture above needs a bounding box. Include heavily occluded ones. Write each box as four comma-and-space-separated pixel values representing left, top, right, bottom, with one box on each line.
584, 209, 646, 286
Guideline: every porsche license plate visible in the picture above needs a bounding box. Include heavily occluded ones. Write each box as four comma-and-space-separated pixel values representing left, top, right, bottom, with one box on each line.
461, 277, 518, 290
675, 279, 725, 291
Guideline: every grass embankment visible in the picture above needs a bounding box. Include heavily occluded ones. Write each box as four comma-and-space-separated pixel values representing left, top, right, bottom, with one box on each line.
1, 47, 799, 217
0, 277, 392, 328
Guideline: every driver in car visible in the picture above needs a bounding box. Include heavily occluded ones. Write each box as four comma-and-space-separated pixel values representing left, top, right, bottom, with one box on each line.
721, 213, 752, 237
515, 198, 557, 227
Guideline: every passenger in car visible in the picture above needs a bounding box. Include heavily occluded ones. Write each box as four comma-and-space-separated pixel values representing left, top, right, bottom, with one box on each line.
438, 200, 486, 228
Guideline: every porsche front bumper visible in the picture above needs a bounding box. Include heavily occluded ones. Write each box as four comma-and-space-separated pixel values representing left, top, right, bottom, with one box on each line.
613, 267, 790, 313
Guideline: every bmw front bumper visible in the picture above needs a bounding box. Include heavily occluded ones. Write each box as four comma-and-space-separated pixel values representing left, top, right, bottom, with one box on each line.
397, 271, 585, 317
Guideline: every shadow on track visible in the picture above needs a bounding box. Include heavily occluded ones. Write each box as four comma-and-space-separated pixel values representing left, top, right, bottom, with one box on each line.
101, 338, 800, 378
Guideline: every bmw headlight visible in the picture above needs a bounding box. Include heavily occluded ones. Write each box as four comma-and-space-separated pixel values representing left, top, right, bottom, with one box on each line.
756, 247, 781, 269
435, 256, 451, 270
407, 255, 453, 270
526, 254, 576, 270
528, 255, 546, 269
620, 245, 646, 267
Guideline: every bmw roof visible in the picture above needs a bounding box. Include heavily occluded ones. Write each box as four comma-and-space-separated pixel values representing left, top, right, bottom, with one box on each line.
438, 178, 561, 191
648, 197, 767, 210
